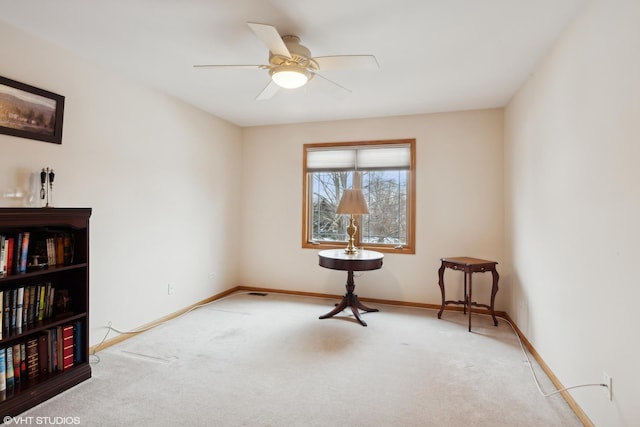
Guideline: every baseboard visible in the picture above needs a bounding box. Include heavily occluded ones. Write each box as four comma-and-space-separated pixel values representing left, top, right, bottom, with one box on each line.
89, 287, 239, 354
91, 284, 591, 426
235, 284, 509, 317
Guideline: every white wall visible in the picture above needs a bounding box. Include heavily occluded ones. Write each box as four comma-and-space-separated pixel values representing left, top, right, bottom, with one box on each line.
240, 110, 505, 307
505, 0, 640, 425
0, 22, 243, 346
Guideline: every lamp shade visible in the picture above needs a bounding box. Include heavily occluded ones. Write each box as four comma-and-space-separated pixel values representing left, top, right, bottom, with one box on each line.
270, 65, 309, 89
336, 189, 369, 215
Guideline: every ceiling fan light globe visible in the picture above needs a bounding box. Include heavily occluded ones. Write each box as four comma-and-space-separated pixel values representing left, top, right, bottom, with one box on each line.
271, 66, 309, 89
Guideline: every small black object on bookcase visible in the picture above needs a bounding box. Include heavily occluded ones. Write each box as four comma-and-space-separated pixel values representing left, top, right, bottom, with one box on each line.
39, 167, 55, 208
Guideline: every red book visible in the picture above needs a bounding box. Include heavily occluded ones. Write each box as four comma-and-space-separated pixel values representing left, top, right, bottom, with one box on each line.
62, 324, 74, 370
12, 344, 21, 386
5, 238, 14, 275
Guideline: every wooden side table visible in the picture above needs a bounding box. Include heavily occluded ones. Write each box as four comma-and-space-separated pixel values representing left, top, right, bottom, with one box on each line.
318, 249, 384, 327
437, 257, 499, 332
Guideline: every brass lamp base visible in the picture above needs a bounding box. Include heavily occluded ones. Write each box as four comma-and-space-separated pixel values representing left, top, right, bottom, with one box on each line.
344, 214, 358, 254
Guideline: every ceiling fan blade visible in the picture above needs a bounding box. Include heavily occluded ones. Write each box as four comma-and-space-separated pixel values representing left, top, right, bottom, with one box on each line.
315, 55, 379, 71
312, 73, 351, 100
193, 64, 265, 69
247, 22, 291, 59
255, 80, 280, 101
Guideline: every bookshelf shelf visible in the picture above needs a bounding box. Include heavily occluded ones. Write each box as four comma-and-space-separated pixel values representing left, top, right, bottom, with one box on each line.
0, 263, 88, 284
0, 208, 91, 419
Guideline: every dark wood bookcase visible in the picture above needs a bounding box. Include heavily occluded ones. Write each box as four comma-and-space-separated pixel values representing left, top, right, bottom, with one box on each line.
0, 208, 91, 418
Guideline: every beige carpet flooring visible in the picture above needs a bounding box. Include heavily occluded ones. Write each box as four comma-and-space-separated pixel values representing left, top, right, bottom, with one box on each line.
17, 292, 582, 426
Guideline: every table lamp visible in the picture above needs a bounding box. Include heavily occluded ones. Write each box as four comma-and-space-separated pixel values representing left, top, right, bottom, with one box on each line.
336, 188, 369, 254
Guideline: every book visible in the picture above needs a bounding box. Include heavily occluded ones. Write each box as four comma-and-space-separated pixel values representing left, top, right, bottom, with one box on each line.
9, 288, 17, 332
22, 286, 30, 329
6, 346, 14, 390
46, 285, 55, 319
2, 291, 9, 337
27, 285, 36, 325
16, 287, 24, 334
56, 326, 64, 371
0, 348, 6, 391
13, 233, 22, 274
34, 285, 41, 322
62, 324, 74, 370
38, 285, 46, 321
5, 237, 14, 275
0, 235, 5, 275
26, 338, 39, 379
55, 235, 64, 266
38, 333, 49, 376
46, 237, 56, 267
12, 343, 21, 386
73, 321, 82, 365
20, 342, 27, 380
19, 232, 30, 273
49, 328, 57, 373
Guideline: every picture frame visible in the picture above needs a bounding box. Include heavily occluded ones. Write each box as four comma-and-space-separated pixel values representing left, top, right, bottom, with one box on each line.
0, 75, 65, 145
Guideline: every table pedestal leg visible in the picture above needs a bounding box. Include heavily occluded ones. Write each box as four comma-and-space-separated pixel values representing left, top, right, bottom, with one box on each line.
319, 270, 378, 327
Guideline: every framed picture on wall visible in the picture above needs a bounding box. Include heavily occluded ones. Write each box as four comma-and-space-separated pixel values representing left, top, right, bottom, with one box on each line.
0, 75, 65, 144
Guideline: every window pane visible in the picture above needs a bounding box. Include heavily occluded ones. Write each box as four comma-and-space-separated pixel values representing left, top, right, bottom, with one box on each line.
360, 170, 408, 245
309, 170, 408, 246
310, 171, 353, 242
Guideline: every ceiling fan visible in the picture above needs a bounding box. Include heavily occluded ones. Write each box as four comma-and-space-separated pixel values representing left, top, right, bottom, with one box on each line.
194, 22, 379, 100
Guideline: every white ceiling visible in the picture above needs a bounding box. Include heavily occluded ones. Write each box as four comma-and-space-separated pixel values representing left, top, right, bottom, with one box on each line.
1, 0, 587, 127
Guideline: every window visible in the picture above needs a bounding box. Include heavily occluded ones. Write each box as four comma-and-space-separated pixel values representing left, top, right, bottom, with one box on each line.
302, 139, 415, 254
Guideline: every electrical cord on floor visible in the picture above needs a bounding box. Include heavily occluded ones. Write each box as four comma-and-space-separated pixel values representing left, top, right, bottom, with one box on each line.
494, 315, 608, 397
358, 298, 609, 398
90, 291, 255, 364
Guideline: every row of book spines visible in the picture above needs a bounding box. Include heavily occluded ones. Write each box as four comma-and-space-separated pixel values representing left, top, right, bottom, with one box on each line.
0, 322, 82, 393
1, 285, 57, 339
0, 232, 29, 276
45, 236, 71, 268
0, 232, 74, 277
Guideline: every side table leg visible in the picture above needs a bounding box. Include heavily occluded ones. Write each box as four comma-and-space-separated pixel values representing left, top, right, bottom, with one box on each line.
437, 262, 446, 319
490, 268, 500, 326
463, 273, 467, 314
468, 273, 473, 332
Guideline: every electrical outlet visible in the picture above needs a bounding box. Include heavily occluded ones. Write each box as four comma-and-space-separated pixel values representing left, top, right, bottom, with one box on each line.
603, 371, 612, 401
167, 282, 175, 295
208, 272, 216, 280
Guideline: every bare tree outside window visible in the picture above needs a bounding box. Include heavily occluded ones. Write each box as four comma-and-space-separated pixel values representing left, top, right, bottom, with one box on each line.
309, 170, 408, 246
310, 171, 351, 242
361, 170, 408, 245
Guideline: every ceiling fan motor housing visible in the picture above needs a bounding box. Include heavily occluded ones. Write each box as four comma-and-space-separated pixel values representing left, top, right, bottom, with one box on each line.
269, 35, 319, 73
